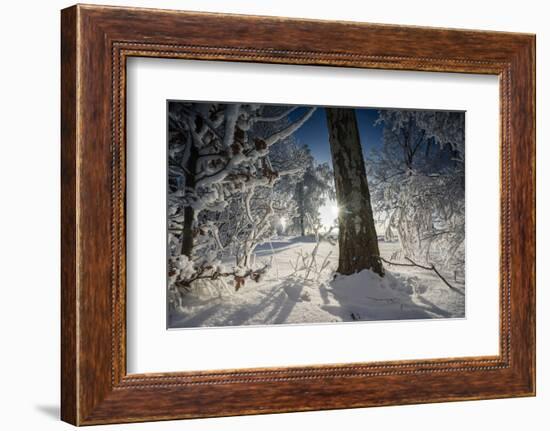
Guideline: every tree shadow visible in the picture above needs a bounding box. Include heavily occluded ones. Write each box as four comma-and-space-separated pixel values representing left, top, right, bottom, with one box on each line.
260, 292, 291, 324
270, 280, 305, 323
253, 236, 317, 258
416, 295, 454, 318
170, 303, 223, 327
224, 279, 304, 326
410, 295, 454, 318
322, 276, 452, 322
218, 287, 288, 326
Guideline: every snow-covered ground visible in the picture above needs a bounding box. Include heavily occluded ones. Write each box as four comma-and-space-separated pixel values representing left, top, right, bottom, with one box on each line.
169, 236, 465, 328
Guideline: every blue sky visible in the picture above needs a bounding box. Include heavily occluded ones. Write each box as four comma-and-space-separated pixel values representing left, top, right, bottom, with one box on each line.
289, 106, 383, 167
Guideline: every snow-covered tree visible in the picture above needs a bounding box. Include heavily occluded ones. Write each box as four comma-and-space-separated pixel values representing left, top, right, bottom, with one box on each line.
368, 109, 465, 270
168, 102, 315, 295
292, 153, 334, 236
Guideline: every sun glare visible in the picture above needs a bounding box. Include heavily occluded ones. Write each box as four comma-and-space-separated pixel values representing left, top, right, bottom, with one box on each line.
318, 200, 339, 229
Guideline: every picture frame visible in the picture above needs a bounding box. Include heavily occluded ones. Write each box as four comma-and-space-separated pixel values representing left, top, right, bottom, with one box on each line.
61, 4, 535, 425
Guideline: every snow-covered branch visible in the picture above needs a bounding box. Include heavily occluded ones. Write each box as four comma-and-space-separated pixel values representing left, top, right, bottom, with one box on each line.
222, 103, 240, 150
264, 107, 316, 146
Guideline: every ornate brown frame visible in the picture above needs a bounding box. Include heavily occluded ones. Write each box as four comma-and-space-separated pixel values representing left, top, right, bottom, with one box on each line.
61, 4, 536, 426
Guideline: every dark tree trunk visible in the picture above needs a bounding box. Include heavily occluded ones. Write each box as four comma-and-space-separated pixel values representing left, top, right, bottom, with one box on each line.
181, 206, 195, 258
325, 108, 384, 276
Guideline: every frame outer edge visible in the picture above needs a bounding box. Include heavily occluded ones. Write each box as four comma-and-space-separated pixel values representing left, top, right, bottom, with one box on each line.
527, 35, 536, 395
60, 4, 536, 425
522, 34, 536, 395
531, 35, 536, 396
504, 35, 536, 395
61, 4, 80, 426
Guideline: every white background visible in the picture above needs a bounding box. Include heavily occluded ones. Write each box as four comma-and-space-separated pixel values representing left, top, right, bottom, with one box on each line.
0, 0, 547, 430
127, 59, 499, 373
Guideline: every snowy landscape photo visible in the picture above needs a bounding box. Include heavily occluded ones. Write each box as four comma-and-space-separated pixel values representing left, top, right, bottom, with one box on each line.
167, 101, 466, 329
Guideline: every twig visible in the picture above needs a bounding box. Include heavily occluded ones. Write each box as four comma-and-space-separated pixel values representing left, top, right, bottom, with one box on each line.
377, 256, 464, 296
316, 251, 333, 282
176, 263, 269, 290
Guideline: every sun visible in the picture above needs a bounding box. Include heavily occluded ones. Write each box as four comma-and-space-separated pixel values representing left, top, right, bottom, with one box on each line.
318, 200, 339, 229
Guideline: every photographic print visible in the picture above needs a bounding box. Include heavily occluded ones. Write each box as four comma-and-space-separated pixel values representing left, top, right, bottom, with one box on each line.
167, 102, 465, 329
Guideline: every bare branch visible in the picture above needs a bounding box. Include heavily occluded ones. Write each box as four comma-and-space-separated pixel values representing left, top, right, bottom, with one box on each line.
175, 263, 270, 291
377, 255, 464, 296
